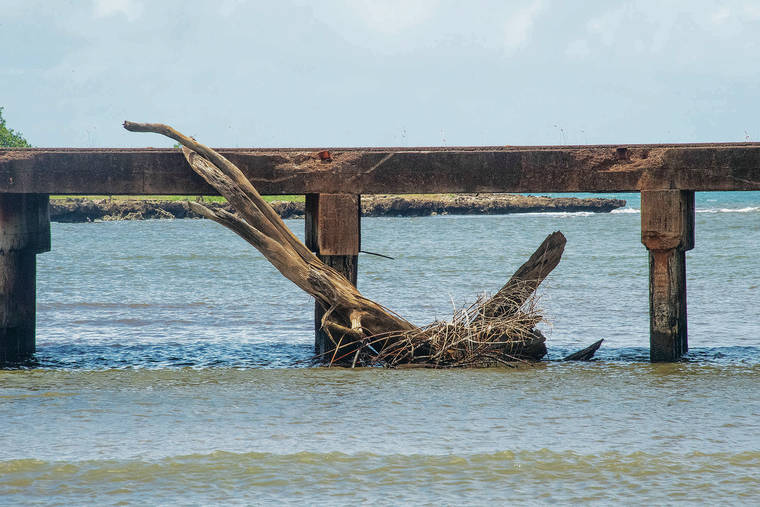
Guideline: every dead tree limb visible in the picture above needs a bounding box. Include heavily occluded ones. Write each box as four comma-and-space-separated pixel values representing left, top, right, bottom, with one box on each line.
124, 121, 565, 366
563, 339, 604, 361
479, 231, 566, 320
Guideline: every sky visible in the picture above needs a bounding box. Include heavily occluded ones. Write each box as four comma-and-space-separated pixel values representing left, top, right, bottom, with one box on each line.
1, 0, 759, 148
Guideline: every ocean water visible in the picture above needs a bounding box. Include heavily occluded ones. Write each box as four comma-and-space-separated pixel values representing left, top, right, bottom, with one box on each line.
1, 192, 759, 504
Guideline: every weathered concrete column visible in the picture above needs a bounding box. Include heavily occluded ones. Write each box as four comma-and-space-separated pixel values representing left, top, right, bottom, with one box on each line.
305, 193, 361, 358
641, 190, 695, 362
0, 194, 50, 364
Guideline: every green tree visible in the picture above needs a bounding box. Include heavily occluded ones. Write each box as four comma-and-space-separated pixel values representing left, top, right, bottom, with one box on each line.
0, 107, 31, 147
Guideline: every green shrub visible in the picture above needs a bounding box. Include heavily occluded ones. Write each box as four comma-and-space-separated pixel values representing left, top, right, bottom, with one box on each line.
0, 107, 30, 147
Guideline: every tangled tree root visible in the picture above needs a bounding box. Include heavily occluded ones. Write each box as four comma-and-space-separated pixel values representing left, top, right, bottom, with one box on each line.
124, 120, 572, 367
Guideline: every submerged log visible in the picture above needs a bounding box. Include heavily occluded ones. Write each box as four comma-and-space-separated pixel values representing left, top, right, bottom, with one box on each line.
123, 121, 566, 367
563, 339, 604, 361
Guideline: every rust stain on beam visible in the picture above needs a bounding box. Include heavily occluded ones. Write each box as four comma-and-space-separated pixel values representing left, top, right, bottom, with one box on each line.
1, 143, 760, 195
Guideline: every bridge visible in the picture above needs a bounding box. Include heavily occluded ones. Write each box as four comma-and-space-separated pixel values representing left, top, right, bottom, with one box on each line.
2, 143, 759, 363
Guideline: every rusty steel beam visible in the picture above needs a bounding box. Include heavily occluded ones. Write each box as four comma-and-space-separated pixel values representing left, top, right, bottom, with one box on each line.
1, 143, 760, 195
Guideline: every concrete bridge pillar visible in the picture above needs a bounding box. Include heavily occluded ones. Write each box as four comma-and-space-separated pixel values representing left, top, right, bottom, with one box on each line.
641, 190, 695, 362
305, 193, 361, 359
0, 194, 50, 364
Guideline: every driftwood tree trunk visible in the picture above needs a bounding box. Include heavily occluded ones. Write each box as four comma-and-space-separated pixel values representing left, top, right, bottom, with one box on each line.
123, 121, 566, 367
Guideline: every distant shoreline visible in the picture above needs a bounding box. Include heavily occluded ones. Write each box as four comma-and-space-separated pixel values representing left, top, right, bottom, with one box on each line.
49, 194, 626, 223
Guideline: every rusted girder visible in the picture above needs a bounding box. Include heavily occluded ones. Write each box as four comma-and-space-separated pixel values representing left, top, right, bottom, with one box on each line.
1, 143, 760, 195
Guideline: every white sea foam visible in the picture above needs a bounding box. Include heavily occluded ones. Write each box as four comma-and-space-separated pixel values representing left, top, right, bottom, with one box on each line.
697, 207, 760, 213
720, 206, 760, 213
514, 211, 595, 217
611, 207, 758, 214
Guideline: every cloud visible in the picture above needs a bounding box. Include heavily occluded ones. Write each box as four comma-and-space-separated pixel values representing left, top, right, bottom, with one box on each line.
345, 0, 438, 34
710, 2, 760, 24
570, 0, 760, 57
565, 39, 590, 59
92, 0, 143, 22
5, 0, 760, 146
586, 4, 628, 47
503, 0, 545, 53
218, 0, 247, 17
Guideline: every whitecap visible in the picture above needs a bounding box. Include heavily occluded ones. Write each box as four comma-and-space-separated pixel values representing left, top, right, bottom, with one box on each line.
514, 211, 595, 217
696, 207, 760, 213
719, 206, 760, 213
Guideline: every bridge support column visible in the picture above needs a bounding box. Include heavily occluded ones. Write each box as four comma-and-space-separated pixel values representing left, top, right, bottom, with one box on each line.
0, 194, 50, 364
641, 190, 694, 362
305, 193, 361, 358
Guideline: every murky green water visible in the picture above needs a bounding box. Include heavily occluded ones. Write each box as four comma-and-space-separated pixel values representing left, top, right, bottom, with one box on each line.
1, 192, 759, 504
2, 365, 759, 504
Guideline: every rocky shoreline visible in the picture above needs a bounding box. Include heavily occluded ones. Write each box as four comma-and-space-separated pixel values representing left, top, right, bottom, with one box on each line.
49, 194, 626, 223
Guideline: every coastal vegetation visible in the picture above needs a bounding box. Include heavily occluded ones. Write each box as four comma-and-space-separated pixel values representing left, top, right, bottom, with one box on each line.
50, 195, 303, 203
0, 107, 31, 147
48, 194, 624, 222
49, 194, 459, 204
49, 194, 456, 203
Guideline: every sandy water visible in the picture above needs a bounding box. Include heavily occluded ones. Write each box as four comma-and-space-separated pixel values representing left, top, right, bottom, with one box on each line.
1, 192, 759, 504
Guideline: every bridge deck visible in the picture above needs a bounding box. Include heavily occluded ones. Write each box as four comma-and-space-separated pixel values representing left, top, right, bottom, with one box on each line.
2, 143, 760, 195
